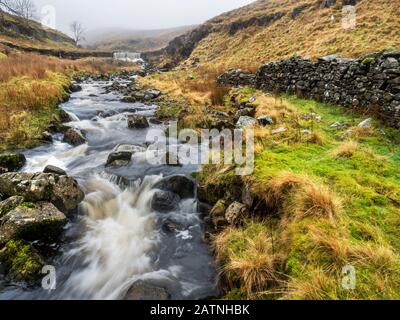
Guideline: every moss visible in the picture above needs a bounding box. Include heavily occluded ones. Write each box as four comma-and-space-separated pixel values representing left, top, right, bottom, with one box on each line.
362, 57, 375, 65
21, 202, 35, 209
0, 240, 44, 282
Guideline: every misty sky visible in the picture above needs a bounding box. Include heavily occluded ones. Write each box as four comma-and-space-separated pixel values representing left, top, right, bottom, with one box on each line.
32, 0, 255, 35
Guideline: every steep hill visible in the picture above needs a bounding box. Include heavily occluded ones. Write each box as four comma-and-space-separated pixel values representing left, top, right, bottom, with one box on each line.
144, 0, 400, 69
85, 26, 196, 52
0, 12, 75, 50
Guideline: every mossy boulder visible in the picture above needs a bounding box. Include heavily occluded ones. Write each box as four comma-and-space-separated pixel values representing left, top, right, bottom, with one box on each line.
0, 240, 44, 282
0, 202, 67, 247
0, 172, 85, 214
0, 196, 24, 218
0, 153, 26, 173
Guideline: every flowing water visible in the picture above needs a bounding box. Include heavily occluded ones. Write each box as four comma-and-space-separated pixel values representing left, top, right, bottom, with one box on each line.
0, 76, 218, 300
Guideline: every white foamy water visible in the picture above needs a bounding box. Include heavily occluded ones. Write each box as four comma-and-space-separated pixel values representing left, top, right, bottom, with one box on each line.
59, 175, 161, 300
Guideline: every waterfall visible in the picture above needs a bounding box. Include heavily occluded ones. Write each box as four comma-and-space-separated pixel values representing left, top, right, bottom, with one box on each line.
113, 52, 142, 62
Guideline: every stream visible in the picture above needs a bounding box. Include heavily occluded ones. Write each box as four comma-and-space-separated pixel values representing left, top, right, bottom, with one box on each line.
0, 76, 218, 300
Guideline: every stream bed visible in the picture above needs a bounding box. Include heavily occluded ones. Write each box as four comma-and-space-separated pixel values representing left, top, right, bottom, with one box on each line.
0, 76, 218, 300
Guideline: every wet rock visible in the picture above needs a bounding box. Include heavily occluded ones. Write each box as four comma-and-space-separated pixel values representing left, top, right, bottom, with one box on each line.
0, 153, 26, 174
106, 144, 146, 167
0, 202, 67, 246
257, 115, 274, 126
162, 220, 184, 234
41, 131, 53, 143
0, 172, 84, 214
63, 128, 87, 146
149, 118, 163, 125
153, 175, 196, 199
236, 116, 257, 128
69, 84, 82, 93
0, 196, 24, 218
128, 115, 149, 129
125, 281, 170, 300
225, 202, 249, 226
151, 191, 180, 213
43, 165, 67, 176
0, 240, 44, 282
209, 200, 228, 231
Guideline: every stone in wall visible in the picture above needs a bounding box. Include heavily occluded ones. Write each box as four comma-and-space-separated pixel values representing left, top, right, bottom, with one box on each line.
218, 51, 400, 128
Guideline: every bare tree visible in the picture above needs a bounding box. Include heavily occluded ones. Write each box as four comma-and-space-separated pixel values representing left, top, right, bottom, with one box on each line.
70, 21, 86, 46
0, 0, 36, 19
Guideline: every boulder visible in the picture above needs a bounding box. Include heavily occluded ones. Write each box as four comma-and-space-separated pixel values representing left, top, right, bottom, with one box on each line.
257, 115, 274, 126
209, 200, 228, 231
63, 128, 87, 146
125, 281, 170, 300
0, 240, 44, 282
153, 175, 196, 199
106, 144, 146, 167
162, 220, 184, 234
128, 115, 149, 129
358, 118, 373, 128
0, 202, 67, 246
236, 116, 257, 128
69, 84, 82, 93
145, 89, 161, 100
225, 202, 249, 226
0, 172, 84, 214
151, 191, 180, 213
41, 131, 53, 143
43, 165, 67, 176
0, 196, 24, 218
0, 153, 26, 173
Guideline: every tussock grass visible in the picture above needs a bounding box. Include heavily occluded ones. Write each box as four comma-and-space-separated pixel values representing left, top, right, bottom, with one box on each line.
333, 140, 359, 158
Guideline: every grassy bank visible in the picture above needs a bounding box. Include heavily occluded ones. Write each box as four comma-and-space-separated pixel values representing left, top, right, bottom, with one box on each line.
0, 52, 135, 150
142, 69, 400, 299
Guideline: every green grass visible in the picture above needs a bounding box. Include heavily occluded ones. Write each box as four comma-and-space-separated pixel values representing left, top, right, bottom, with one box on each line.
202, 89, 400, 300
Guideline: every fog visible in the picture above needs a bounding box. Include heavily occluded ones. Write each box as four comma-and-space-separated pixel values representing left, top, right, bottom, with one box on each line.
32, 0, 255, 35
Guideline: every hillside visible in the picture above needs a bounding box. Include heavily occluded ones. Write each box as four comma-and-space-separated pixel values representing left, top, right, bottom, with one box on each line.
85, 26, 196, 52
0, 12, 76, 50
144, 0, 400, 69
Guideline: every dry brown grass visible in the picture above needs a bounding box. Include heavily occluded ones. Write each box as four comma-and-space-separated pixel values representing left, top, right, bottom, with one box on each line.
0, 53, 135, 83
333, 140, 359, 158
289, 183, 342, 222
187, 0, 400, 70
214, 223, 282, 297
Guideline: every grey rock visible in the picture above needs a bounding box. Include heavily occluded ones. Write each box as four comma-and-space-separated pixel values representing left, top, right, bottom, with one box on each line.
0, 173, 84, 214
272, 127, 288, 134
151, 191, 180, 213
125, 281, 170, 300
257, 115, 274, 126
127, 115, 149, 129
63, 128, 87, 146
0, 202, 67, 246
358, 118, 373, 128
225, 202, 248, 226
43, 165, 67, 176
236, 116, 257, 128
153, 175, 196, 199
0, 153, 26, 174
0, 196, 24, 218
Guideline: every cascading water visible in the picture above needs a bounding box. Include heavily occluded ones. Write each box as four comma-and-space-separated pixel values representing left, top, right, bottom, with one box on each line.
0, 76, 218, 300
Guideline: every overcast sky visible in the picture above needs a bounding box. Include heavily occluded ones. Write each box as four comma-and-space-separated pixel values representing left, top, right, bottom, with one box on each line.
33, 0, 255, 35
